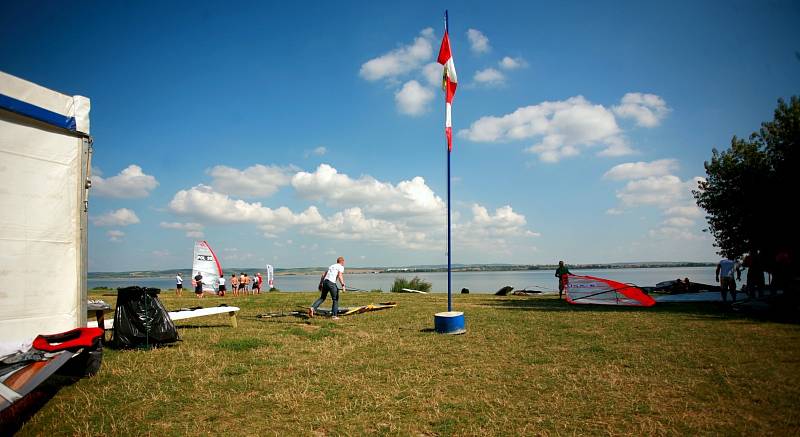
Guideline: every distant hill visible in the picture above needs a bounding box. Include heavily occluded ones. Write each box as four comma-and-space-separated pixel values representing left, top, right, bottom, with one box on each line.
89, 262, 715, 279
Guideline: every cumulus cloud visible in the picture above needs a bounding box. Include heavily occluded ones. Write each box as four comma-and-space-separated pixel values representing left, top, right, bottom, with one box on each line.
459, 96, 627, 162
422, 62, 443, 88
454, 204, 539, 250
473, 68, 505, 86
613, 93, 671, 127
106, 230, 125, 242
92, 208, 140, 227
92, 165, 158, 198
466, 29, 490, 54
499, 56, 526, 70
208, 164, 294, 198
394, 80, 435, 116
603, 159, 679, 180
291, 164, 445, 221
160, 221, 205, 238
359, 28, 434, 81
169, 184, 323, 233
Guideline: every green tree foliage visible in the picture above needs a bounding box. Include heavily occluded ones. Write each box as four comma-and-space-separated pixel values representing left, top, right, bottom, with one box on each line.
694, 96, 799, 264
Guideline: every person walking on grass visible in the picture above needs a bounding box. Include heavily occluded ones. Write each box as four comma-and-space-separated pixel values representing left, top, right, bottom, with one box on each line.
309, 256, 346, 320
716, 256, 740, 302
230, 273, 239, 297
555, 261, 571, 299
176, 272, 183, 297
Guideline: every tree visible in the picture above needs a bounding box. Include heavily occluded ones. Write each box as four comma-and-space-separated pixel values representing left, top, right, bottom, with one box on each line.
694, 96, 799, 269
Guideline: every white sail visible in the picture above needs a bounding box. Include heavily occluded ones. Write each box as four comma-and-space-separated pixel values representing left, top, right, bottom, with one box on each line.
192, 241, 223, 293
265, 264, 274, 288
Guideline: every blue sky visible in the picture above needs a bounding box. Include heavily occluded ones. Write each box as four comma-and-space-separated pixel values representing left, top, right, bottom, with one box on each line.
2, 1, 798, 271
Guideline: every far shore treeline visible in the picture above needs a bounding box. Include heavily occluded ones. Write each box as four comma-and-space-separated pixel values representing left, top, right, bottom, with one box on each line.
88, 262, 715, 279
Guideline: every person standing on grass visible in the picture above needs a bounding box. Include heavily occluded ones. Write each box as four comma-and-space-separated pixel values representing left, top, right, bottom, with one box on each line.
253, 272, 262, 294
716, 256, 740, 302
176, 272, 183, 297
239, 272, 246, 295
244, 273, 251, 295
194, 272, 204, 298
230, 273, 239, 297
555, 261, 571, 299
309, 256, 346, 320
218, 275, 226, 297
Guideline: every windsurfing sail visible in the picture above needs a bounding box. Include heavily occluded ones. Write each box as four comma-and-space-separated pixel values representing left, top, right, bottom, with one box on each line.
192, 241, 223, 293
265, 264, 274, 288
565, 274, 656, 307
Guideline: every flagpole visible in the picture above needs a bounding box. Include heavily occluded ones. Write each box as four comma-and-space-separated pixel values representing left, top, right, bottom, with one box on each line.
445, 10, 452, 313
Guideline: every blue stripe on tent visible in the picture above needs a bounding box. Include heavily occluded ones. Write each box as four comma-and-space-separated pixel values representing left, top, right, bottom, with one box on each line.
0, 93, 76, 131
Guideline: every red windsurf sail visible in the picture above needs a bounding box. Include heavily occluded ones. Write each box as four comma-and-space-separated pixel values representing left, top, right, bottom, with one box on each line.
565, 274, 656, 307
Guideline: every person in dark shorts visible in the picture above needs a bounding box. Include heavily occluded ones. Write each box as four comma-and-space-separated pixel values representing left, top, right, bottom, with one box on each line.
218, 275, 226, 297
252, 273, 261, 294
194, 272, 204, 298
176, 273, 183, 297
555, 261, 571, 299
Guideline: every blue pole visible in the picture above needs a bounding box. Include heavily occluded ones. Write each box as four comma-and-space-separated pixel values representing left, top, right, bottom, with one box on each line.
445, 10, 452, 312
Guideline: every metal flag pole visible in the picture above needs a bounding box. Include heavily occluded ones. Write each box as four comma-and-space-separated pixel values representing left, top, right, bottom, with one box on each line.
433, 9, 465, 334
446, 9, 452, 313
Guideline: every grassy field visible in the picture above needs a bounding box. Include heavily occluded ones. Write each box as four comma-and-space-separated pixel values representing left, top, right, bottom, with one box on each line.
14, 290, 800, 436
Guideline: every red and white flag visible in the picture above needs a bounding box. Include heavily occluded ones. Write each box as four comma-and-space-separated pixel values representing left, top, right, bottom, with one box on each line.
437, 20, 458, 152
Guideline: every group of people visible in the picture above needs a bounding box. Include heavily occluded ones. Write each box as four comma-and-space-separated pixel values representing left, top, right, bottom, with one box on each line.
174, 271, 269, 298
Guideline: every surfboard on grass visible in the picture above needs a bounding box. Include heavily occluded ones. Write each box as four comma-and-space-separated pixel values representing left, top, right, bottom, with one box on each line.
313, 302, 397, 317
0, 351, 75, 413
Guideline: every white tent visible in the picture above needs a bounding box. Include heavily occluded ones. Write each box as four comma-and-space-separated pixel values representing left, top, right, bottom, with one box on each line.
0, 71, 92, 344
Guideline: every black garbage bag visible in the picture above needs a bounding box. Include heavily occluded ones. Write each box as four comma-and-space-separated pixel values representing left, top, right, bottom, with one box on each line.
110, 286, 179, 349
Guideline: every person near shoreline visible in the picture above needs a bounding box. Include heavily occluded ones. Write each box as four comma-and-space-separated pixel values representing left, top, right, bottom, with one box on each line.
194, 272, 204, 298
230, 273, 239, 297
309, 257, 346, 320
716, 256, 740, 302
218, 275, 226, 297
239, 272, 246, 295
555, 261, 570, 299
243, 273, 251, 295
176, 272, 183, 297
252, 273, 261, 294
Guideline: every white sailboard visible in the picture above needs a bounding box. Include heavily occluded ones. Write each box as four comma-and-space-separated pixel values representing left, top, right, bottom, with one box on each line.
192, 241, 223, 294
265, 264, 274, 288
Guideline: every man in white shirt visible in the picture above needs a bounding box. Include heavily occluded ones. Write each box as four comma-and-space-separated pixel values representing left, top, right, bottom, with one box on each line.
716, 256, 741, 302
218, 275, 226, 297
176, 273, 183, 297
309, 257, 346, 320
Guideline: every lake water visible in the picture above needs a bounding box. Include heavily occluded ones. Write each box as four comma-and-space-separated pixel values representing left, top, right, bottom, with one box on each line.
89, 266, 718, 293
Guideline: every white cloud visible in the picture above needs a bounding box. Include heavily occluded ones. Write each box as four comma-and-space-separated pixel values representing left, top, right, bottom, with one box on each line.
459, 96, 627, 162
168, 184, 323, 233
92, 165, 158, 198
359, 29, 434, 81
606, 208, 624, 215
92, 208, 140, 227
648, 226, 702, 241
473, 68, 505, 86
304, 146, 327, 158
208, 164, 294, 198
454, 204, 539, 250
664, 205, 704, 219
616, 175, 687, 207
662, 217, 695, 227
160, 221, 205, 238
466, 29, 490, 54
152, 249, 170, 257
422, 62, 443, 88
394, 80, 434, 116
106, 230, 125, 242
291, 164, 445, 222
613, 93, 671, 127
603, 159, 679, 180
499, 56, 526, 70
